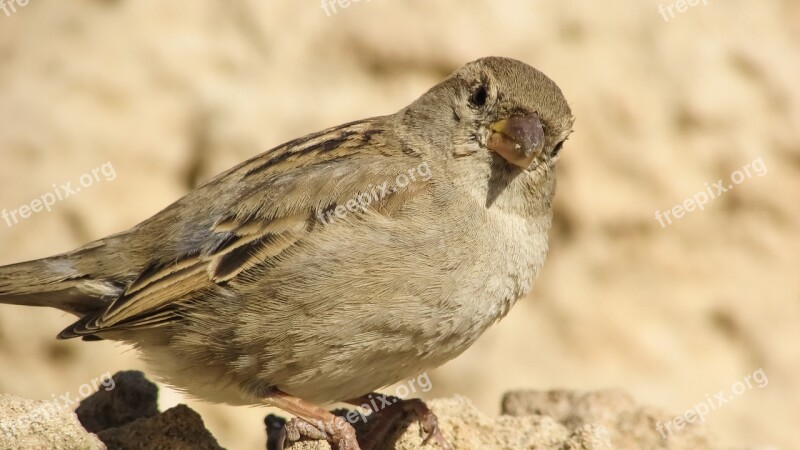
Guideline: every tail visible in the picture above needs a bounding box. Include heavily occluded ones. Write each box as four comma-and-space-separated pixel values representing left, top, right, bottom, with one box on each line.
0, 244, 123, 316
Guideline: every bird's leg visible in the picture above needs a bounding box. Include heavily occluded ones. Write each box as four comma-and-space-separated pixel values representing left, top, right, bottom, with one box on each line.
264, 391, 361, 450
346, 394, 452, 450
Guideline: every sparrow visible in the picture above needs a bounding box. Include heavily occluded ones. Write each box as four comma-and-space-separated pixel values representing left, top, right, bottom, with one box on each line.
0, 56, 573, 450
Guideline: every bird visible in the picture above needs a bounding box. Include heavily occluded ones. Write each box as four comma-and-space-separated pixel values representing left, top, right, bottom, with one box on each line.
0, 56, 573, 450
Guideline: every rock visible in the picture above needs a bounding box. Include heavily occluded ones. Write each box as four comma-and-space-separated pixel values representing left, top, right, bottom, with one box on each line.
74, 371, 222, 450
272, 391, 722, 450
96, 404, 223, 450
0, 394, 105, 450
276, 396, 614, 450
502, 390, 711, 450
0, 372, 727, 450
0, 370, 221, 450
76, 370, 159, 433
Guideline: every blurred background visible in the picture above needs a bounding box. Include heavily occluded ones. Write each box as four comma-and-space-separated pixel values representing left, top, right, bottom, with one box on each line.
0, 1, 798, 448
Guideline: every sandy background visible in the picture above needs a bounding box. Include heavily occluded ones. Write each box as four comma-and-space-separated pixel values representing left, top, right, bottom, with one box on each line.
0, 1, 798, 449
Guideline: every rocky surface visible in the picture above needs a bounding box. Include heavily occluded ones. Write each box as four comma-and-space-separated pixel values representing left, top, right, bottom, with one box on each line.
277, 396, 616, 450
95, 405, 224, 450
0, 393, 104, 450
2, 371, 722, 449
276, 391, 713, 450
502, 390, 710, 450
1, 371, 222, 450
79, 371, 222, 450
75, 371, 159, 433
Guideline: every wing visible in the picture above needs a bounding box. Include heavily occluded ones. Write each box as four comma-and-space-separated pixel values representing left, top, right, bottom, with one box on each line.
58, 118, 432, 339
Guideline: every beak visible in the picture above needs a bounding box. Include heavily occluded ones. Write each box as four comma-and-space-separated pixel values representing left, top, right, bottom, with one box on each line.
487, 114, 545, 169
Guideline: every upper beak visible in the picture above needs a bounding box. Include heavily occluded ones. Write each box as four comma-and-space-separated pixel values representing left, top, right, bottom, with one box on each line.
487, 114, 545, 169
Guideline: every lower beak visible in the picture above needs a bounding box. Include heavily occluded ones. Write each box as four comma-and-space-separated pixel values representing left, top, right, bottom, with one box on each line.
487, 114, 545, 169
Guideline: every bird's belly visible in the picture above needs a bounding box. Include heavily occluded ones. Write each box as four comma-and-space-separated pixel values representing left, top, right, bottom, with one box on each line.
142, 214, 549, 405
264, 230, 546, 403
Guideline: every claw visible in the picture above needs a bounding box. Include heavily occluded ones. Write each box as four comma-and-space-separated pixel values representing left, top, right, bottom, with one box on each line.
262, 392, 362, 450
346, 395, 452, 450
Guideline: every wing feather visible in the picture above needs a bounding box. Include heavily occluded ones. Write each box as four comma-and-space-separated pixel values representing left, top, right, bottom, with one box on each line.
58, 118, 431, 338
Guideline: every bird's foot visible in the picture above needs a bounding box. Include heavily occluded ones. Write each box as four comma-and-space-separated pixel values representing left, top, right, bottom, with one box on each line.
276, 417, 359, 450
264, 392, 361, 450
348, 395, 452, 450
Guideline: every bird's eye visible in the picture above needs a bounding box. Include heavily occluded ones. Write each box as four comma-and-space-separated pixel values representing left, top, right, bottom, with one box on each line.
552, 140, 565, 156
469, 85, 488, 107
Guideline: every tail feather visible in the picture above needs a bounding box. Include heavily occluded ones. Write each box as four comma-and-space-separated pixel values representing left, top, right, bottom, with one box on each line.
0, 254, 119, 316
